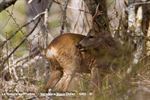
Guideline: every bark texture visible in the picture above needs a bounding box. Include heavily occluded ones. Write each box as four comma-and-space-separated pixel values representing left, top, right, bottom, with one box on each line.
84, 0, 110, 34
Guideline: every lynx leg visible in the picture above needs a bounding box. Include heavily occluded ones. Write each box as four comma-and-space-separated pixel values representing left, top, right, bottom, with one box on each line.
54, 69, 75, 92
91, 67, 102, 92
45, 70, 63, 92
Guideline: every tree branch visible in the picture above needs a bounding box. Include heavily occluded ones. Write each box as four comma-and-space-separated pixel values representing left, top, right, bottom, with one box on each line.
60, 0, 69, 34
0, 12, 45, 48
1, 17, 41, 67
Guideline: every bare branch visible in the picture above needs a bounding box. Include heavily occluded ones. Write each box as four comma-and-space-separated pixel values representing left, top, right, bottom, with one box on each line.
6, 10, 26, 36
60, 0, 69, 34
28, 0, 33, 4
1, 17, 41, 67
92, 3, 101, 22
128, 1, 150, 8
44, 0, 53, 29
53, 0, 90, 14
0, 12, 45, 48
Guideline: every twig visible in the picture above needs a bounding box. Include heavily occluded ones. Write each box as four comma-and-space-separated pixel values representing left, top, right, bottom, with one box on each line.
1, 51, 43, 75
44, 0, 53, 29
127, 1, 150, 9
92, 3, 102, 22
131, 1, 150, 6
1, 17, 41, 67
53, 0, 90, 14
6, 10, 26, 36
28, 0, 42, 4
18, 47, 43, 66
0, 12, 45, 48
28, 0, 33, 4
60, 0, 69, 34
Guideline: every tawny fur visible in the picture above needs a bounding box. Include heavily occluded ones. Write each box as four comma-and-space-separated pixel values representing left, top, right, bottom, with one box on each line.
45, 33, 121, 92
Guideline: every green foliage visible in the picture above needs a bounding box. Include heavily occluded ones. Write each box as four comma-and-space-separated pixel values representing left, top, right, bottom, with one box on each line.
0, 11, 8, 21
15, 1, 26, 15
0, 0, 27, 57
48, 20, 61, 28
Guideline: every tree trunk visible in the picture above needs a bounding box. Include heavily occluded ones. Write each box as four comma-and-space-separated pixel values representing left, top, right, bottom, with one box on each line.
26, 0, 53, 52
83, 0, 110, 34
128, 0, 147, 65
